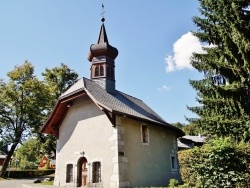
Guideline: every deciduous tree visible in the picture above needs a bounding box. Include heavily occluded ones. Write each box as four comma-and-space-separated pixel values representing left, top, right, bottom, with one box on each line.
39, 63, 78, 158
42, 63, 78, 101
0, 61, 49, 177
14, 138, 42, 169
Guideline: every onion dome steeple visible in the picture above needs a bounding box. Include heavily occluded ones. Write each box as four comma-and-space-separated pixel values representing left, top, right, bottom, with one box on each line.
87, 20, 118, 61
87, 16, 118, 94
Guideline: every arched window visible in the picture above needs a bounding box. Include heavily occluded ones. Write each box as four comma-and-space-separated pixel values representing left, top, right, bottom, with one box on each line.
93, 64, 104, 77
94, 66, 99, 77
100, 65, 104, 76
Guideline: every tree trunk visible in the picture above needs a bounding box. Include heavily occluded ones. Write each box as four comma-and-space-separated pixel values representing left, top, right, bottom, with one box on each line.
0, 142, 18, 178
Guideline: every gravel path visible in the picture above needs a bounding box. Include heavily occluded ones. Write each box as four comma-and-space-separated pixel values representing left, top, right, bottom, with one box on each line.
0, 178, 35, 188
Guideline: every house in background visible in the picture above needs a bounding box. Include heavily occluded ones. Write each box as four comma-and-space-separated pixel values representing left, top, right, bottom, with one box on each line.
38, 155, 56, 169
0, 154, 6, 167
41, 18, 184, 188
178, 135, 206, 150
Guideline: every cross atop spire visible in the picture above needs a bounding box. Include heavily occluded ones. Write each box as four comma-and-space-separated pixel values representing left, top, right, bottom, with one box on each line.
100, 4, 106, 22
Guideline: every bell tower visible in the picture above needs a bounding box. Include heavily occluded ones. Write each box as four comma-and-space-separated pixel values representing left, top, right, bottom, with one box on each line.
87, 17, 118, 94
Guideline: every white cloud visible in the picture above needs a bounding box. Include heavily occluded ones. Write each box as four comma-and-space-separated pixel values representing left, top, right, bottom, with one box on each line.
165, 32, 205, 72
157, 85, 170, 91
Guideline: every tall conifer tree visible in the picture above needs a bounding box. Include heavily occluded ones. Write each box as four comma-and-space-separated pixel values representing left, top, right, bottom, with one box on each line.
188, 0, 250, 141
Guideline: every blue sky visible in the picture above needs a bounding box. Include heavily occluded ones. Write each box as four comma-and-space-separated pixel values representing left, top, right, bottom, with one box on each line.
0, 1, 203, 124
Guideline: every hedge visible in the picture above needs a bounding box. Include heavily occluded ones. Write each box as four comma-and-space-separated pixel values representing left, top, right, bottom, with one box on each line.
4, 169, 55, 178
178, 138, 250, 188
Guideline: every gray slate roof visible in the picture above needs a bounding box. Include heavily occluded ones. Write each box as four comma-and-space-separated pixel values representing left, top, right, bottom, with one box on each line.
177, 140, 192, 149
182, 135, 206, 143
60, 78, 183, 134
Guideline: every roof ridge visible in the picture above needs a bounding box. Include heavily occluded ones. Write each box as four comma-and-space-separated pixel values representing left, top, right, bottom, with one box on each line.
82, 78, 141, 101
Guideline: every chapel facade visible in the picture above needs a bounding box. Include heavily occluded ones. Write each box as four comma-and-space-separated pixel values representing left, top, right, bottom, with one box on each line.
41, 18, 184, 188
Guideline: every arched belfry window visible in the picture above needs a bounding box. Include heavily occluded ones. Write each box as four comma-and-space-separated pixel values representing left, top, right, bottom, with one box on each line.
100, 65, 104, 76
93, 64, 104, 77
94, 66, 99, 77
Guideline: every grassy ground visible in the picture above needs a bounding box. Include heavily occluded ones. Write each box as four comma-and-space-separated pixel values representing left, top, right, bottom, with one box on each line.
38, 173, 54, 185
39, 181, 54, 185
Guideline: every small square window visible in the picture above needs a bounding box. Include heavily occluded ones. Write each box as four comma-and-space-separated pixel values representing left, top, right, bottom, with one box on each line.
141, 125, 149, 144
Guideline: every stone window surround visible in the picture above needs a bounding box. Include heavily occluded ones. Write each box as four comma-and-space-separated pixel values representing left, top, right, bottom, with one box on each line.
66, 163, 73, 183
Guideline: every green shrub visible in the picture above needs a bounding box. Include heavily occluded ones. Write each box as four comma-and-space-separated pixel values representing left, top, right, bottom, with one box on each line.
167, 179, 179, 188
178, 138, 250, 188
4, 169, 55, 178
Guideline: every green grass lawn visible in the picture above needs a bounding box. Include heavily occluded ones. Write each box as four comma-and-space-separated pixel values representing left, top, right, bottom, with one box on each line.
39, 181, 54, 185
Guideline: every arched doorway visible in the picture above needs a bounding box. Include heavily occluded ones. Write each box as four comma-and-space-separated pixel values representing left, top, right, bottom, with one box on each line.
77, 157, 88, 187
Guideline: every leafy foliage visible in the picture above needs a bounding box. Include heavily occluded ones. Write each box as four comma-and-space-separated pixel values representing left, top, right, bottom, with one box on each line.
14, 138, 43, 169
167, 179, 179, 188
0, 62, 78, 177
178, 138, 250, 188
42, 63, 78, 102
180, 2, 250, 187
38, 134, 57, 158
39, 63, 78, 157
172, 122, 201, 136
0, 61, 50, 177
182, 123, 200, 136
0, 140, 9, 155
188, 0, 250, 141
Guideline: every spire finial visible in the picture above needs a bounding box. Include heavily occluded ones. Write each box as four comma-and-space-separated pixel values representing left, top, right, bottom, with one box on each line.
101, 4, 106, 22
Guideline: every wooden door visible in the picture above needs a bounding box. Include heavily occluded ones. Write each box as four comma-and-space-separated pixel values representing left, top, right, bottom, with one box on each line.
77, 157, 88, 187
81, 161, 88, 187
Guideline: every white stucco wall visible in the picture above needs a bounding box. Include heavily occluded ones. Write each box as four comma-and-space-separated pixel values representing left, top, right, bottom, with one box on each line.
54, 95, 180, 188
116, 116, 180, 187
54, 96, 119, 188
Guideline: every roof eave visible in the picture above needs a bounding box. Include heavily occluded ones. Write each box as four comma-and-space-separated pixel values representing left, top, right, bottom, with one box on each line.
112, 110, 184, 137
40, 90, 87, 138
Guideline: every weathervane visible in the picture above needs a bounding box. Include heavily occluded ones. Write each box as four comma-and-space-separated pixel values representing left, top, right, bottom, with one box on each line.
100, 4, 106, 22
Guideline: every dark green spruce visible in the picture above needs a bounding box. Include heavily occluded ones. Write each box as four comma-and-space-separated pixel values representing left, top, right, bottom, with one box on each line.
188, 0, 250, 141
